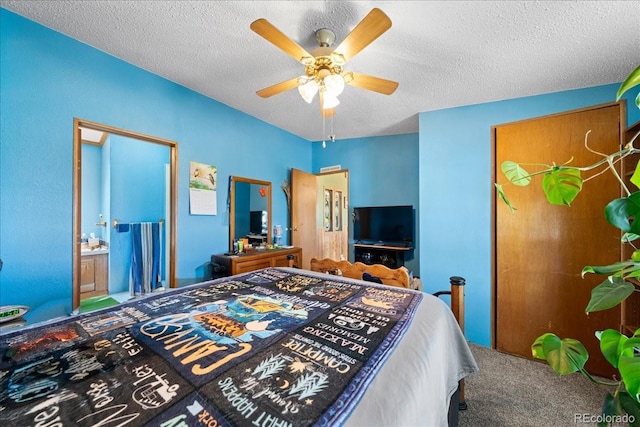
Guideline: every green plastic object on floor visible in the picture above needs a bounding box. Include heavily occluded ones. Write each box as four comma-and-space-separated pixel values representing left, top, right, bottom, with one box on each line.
79, 295, 120, 313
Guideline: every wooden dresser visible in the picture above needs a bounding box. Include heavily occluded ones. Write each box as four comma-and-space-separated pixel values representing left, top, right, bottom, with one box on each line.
211, 247, 302, 276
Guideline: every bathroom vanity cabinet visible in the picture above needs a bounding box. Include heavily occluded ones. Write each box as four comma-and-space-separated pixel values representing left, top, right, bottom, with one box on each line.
80, 252, 108, 298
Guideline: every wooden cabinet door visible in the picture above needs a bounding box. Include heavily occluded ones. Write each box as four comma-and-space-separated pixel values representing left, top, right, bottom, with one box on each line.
233, 259, 272, 275
94, 254, 108, 295
494, 102, 624, 377
80, 257, 96, 293
80, 254, 108, 297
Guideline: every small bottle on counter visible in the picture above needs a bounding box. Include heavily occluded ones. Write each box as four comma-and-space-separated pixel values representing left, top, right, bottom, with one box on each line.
273, 225, 282, 246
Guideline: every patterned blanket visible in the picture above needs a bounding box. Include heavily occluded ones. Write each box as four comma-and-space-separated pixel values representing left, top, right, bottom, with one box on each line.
0, 268, 422, 426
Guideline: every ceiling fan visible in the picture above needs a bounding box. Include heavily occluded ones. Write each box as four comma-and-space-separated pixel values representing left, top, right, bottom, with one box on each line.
250, 8, 399, 118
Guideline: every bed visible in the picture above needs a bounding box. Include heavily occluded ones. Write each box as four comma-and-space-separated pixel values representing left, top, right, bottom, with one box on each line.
309, 257, 415, 289
0, 267, 478, 426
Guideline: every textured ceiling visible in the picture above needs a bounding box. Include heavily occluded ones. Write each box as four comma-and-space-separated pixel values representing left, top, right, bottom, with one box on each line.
2, 1, 639, 141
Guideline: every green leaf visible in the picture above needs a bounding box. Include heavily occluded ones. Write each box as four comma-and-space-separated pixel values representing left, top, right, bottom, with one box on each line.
541, 167, 582, 206
617, 65, 640, 101
599, 392, 640, 427
501, 161, 531, 186
532, 333, 553, 360
495, 183, 516, 212
620, 392, 640, 426
604, 192, 640, 234
631, 163, 640, 190
623, 233, 640, 244
585, 276, 635, 313
531, 333, 588, 375
600, 392, 623, 427
620, 356, 640, 401
582, 261, 636, 278
599, 329, 632, 368
624, 267, 640, 280
623, 337, 640, 353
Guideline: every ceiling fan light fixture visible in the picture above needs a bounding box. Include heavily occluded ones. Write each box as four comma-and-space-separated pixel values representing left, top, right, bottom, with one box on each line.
298, 78, 319, 103
342, 71, 354, 85
330, 52, 346, 66
322, 94, 340, 109
323, 74, 345, 97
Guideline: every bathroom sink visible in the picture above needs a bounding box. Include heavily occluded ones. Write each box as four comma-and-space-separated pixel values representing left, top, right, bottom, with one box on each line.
81, 246, 109, 255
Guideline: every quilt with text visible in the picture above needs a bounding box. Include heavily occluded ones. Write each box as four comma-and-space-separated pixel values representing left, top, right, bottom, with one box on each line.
0, 268, 422, 426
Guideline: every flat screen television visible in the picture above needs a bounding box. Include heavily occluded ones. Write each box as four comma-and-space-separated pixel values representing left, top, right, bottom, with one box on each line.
353, 205, 414, 246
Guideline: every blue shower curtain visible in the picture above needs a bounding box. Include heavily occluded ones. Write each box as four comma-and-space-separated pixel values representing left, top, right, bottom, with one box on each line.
130, 221, 162, 295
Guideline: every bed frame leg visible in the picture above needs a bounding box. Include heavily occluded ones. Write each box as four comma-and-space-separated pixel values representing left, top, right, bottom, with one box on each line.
450, 276, 467, 411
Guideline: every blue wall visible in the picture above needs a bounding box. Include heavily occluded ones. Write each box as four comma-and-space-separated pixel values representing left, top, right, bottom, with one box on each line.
312, 133, 420, 276
2, 8, 639, 348
419, 87, 640, 347
108, 135, 168, 293
81, 144, 103, 239
0, 9, 310, 314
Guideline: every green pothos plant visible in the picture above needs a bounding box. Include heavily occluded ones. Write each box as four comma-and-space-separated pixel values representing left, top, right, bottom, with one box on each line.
496, 64, 640, 426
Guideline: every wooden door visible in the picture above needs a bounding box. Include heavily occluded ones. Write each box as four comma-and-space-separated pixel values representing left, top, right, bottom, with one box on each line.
291, 169, 318, 269
495, 102, 624, 377
291, 169, 349, 269
318, 171, 349, 262
621, 121, 640, 333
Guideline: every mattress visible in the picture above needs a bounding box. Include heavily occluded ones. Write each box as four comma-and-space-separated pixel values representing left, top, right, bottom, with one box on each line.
0, 267, 478, 426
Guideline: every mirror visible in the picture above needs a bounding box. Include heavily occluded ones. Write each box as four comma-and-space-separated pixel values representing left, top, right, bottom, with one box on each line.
73, 118, 177, 309
229, 176, 272, 252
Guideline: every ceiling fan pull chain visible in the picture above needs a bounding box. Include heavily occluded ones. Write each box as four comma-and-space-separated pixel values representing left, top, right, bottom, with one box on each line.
330, 116, 336, 143
322, 114, 327, 148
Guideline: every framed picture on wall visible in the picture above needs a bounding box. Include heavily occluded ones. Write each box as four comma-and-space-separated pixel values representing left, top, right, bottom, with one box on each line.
324, 189, 332, 231
334, 191, 342, 231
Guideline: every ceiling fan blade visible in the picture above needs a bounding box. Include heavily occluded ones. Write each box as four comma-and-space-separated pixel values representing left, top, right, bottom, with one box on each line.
346, 72, 398, 95
332, 8, 391, 64
319, 91, 336, 117
256, 77, 301, 98
250, 18, 314, 63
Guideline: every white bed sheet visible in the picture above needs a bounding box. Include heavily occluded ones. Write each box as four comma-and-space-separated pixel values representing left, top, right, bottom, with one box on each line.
346, 294, 478, 427
346, 290, 478, 426
283, 268, 479, 427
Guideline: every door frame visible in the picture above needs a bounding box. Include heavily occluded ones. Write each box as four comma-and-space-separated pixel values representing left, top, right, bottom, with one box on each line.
73, 118, 178, 310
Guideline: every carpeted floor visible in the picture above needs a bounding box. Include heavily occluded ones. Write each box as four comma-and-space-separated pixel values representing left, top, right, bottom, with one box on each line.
459, 343, 613, 426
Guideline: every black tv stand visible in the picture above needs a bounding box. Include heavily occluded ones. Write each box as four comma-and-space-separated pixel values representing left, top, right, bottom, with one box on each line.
353, 243, 412, 268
